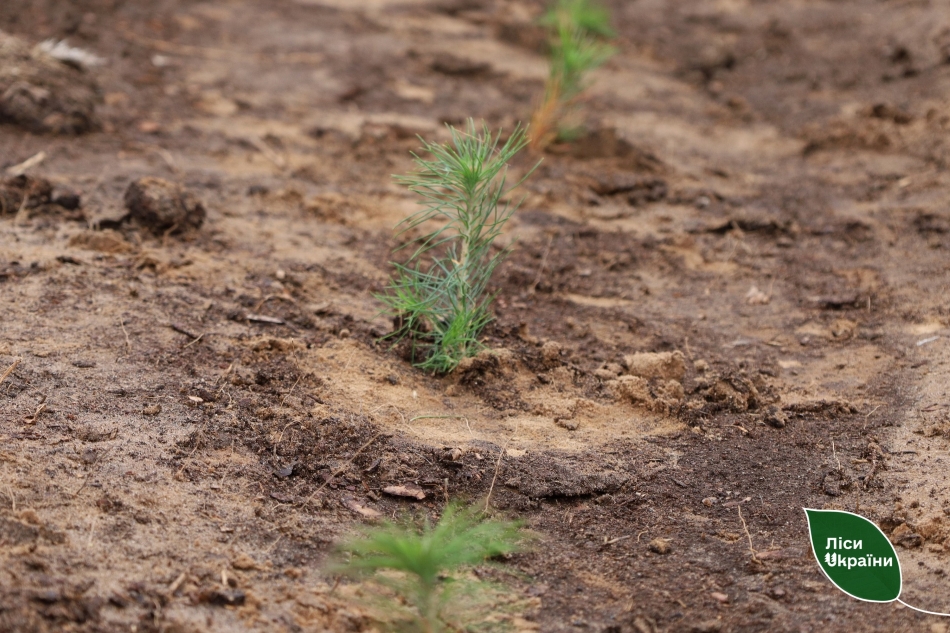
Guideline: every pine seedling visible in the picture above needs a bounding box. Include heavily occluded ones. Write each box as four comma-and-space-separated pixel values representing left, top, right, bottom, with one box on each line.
530, 0, 616, 151
379, 119, 535, 374
330, 503, 530, 633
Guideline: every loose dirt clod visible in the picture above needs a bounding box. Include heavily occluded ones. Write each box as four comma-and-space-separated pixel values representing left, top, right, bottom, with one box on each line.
609, 375, 652, 405
623, 351, 686, 381
764, 405, 788, 429
540, 340, 562, 365
0, 175, 52, 215
0, 30, 100, 134
124, 177, 206, 234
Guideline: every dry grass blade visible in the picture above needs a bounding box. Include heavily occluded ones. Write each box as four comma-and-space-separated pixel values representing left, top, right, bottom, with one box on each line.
0, 358, 21, 387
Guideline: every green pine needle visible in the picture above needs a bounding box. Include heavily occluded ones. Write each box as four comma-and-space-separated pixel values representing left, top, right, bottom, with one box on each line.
541, 0, 615, 39
378, 119, 536, 373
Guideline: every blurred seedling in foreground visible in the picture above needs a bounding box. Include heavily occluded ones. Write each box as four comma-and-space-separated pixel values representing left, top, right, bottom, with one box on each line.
378, 119, 537, 374
330, 503, 531, 632
530, 0, 616, 151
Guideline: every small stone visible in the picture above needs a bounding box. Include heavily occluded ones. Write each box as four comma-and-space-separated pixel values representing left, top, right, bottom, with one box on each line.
53, 191, 81, 210
710, 592, 729, 604
702, 497, 718, 507
338, 328, 350, 339
142, 404, 161, 416
124, 177, 205, 234
648, 538, 672, 554
768, 587, 786, 599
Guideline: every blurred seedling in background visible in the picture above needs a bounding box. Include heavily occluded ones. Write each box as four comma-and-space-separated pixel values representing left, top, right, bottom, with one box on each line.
330, 503, 531, 632
378, 119, 537, 374
530, 0, 616, 151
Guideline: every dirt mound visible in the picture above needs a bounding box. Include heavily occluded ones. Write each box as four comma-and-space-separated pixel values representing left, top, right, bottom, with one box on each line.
0, 30, 100, 134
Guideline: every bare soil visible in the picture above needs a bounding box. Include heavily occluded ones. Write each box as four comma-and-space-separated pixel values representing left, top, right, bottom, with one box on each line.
3, 1, 950, 631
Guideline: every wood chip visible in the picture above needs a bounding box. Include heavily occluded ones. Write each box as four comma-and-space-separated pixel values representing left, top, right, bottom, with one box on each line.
168, 572, 187, 594
246, 314, 285, 324
382, 485, 426, 500
6, 151, 46, 176
341, 496, 382, 518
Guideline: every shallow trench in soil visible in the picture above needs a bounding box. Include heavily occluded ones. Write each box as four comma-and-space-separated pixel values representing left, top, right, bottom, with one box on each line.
3, 0, 950, 631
